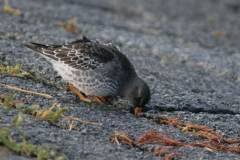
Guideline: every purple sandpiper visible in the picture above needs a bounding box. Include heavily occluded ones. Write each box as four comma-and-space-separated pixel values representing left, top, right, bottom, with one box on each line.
25, 36, 150, 116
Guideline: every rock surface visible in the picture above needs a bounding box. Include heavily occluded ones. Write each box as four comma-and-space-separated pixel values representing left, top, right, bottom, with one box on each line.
0, 0, 240, 159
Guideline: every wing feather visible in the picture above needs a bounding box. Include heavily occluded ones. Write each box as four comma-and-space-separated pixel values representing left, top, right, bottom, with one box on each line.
25, 36, 115, 70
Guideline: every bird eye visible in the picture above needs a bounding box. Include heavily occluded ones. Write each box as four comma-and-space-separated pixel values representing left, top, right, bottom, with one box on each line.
137, 96, 142, 101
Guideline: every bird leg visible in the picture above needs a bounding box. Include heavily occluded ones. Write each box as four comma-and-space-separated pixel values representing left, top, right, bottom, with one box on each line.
69, 83, 109, 105
93, 96, 109, 105
69, 83, 92, 103
101, 95, 111, 99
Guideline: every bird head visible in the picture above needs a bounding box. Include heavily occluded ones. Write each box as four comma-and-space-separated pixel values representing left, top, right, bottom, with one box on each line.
124, 77, 151, 116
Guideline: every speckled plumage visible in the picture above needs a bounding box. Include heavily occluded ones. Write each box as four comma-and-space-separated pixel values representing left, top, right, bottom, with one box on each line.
25, 36, 150, 115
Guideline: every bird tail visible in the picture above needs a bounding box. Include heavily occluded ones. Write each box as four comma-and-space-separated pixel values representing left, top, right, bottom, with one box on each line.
24, 42, 59, 61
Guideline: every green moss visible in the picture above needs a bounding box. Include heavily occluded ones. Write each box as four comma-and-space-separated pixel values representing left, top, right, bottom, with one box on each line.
0, 92, 68, 159
0, 64, 30, 78
0, 128, 66, 159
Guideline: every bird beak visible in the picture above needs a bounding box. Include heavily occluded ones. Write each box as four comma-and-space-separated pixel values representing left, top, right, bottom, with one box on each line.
134, 107, 142, 116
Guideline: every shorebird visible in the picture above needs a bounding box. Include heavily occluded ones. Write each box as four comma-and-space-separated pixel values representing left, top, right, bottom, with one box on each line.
25, 36, 150, 116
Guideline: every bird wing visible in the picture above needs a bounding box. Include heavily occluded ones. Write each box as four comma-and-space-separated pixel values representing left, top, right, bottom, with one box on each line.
24, 37, 115, 70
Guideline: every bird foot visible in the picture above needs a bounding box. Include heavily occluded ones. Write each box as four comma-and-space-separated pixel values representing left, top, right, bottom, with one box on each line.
69, 83, 92, 103
69, 83, 109, 105
93, 96, 109, 105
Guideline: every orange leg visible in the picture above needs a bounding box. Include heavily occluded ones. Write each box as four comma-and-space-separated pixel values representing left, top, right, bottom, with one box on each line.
69, 83, 109, 105
69, 83, 92, 103
93, 96, 109, 105
101, 95, 111, 99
